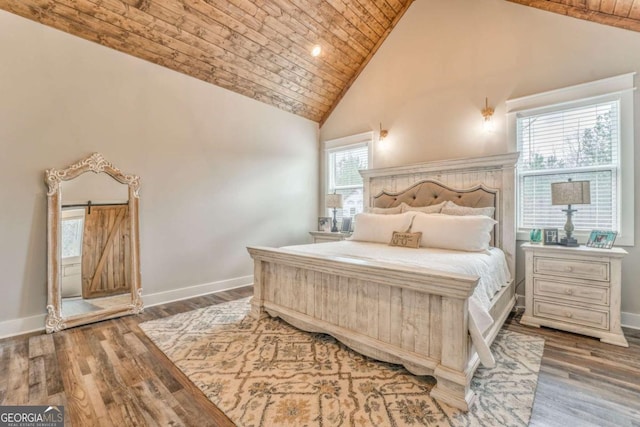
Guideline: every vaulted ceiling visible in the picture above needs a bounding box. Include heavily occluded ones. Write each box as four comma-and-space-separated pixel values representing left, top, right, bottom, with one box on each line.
2, 1, 640, 124
0, 0, 413, 123
506, 0, 640, 33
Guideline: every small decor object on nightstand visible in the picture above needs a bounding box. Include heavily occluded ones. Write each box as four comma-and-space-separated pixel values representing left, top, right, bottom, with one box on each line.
551, 178, 591, 247
341, 217, 352, 233
543, 228, 558, 245
326, 193, 343, 232
586, 230, 618, 249
318, 217, 332, 232
529, 229, 542, 243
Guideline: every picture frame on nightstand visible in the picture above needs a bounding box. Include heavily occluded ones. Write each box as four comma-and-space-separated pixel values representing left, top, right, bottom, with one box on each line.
340, 217, 352, 233
318, 217, 332, 232
543, 228, 558, 245
586, 230, 618, 249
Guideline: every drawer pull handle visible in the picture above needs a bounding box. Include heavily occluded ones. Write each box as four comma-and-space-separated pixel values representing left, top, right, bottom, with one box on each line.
565, 289, 573, 295
566, 312, 573, 318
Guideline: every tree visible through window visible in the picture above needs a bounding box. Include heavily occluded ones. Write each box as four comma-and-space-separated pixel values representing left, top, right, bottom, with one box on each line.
517, 100, 619, 231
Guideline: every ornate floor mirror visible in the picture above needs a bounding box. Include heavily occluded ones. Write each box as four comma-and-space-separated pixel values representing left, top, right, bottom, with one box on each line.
45, 153, 143, 333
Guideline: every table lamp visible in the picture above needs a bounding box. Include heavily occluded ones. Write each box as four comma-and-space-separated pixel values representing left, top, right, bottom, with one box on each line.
326, 193, 343, 232
551, 179, 591, 247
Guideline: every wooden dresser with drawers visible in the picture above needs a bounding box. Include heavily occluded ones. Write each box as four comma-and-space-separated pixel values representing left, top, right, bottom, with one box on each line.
520, 243, 628, 347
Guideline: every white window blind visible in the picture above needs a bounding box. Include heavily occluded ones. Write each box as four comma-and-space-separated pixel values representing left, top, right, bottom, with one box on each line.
327, 143, 369, 221
517, 100, 619, 231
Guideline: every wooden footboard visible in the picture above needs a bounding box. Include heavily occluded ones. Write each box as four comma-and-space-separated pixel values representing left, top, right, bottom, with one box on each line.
247, 246, 514, 411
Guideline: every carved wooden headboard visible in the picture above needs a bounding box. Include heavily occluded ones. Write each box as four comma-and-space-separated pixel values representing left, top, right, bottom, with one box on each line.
359, 153, 519, 277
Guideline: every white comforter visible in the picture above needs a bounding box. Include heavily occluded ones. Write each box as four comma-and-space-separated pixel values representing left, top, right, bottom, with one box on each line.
281, 240, 512, 367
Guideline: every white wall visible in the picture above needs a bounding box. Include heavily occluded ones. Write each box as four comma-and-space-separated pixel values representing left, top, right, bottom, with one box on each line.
0, 10, 318, 335
321, 0, 640, 322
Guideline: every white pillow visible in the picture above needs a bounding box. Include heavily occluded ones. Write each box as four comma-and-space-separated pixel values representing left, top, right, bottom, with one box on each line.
401, 201, 445, 214
350, 212, 416, 243
411, 213, 496, 252
367, 205, 403, 214
441, 200, 495, 218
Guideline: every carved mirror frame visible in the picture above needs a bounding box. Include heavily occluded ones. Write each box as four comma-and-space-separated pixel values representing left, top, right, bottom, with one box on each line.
45, 153, 143, 333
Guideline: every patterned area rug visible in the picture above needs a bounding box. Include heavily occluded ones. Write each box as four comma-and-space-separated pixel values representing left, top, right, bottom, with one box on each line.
140, 298, 544, 426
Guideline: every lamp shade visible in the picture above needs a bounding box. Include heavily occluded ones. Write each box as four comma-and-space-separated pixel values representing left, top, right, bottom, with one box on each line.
326, 193, 343, 209
551, 180, 591, 205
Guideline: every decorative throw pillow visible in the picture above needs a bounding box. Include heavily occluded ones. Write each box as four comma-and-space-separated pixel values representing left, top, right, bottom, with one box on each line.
441, 200, 495, 218
367, 205, 403, 214
410, 213, 496, 252
401, 201, 446, 214
389, 231, 422, 248
349, 212, 416, 244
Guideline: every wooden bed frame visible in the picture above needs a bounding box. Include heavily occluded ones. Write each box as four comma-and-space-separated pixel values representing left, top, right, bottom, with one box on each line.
247, 153, 519, 410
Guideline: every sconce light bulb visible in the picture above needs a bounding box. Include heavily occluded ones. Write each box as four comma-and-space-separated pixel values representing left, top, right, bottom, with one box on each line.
483, 117, 495, 132
311, 45, 322, 57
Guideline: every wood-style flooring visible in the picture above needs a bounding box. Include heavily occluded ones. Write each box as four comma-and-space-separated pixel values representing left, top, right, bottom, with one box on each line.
1, 286, 639, 426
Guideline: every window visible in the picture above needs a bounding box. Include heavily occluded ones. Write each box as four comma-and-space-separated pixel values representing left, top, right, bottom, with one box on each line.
518, 100, 618, 230
324, 132, 373, 222
507, 73, 635, 245
61, 208, 85, 262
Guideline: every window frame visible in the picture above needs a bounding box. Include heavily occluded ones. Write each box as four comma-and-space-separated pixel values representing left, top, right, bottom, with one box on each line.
61, 208, 86, 265
506, 73, 635, 246
322, 132, 373, 219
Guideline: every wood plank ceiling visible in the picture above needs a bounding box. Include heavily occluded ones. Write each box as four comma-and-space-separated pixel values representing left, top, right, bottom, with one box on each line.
0, 0, 413, 123
507, 0, 640, 33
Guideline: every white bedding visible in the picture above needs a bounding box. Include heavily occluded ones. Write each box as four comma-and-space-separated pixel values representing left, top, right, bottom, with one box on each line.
280, 240, 512, 367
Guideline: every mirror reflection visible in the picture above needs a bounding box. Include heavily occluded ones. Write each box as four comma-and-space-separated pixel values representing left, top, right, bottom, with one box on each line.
45, 153, 142, 333
60, 173, 130, 318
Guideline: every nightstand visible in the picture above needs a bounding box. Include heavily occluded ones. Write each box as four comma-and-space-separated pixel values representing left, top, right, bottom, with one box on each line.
520, 243, 628, 347
309, 231, 349, 243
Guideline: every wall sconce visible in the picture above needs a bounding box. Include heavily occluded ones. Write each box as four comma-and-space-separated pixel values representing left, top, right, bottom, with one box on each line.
379, 123, 389, 141
481, 97, 495, 131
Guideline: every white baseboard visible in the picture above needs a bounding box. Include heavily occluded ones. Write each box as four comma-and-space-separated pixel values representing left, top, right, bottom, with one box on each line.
0, 314, 48, 340
515, 294, 525, 309
0, 275, 254, 340
622, 311, 640, 330
142, 275, 253, 308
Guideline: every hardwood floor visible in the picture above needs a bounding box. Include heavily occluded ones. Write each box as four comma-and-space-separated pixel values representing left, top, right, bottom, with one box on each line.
505, 310, 640, 427
0, 288, 252, 427
1, 287, 639, 426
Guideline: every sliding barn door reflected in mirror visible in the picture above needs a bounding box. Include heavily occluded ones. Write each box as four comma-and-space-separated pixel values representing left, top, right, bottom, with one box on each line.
45, 153, 142, 333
